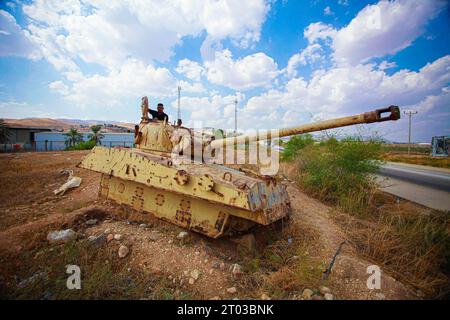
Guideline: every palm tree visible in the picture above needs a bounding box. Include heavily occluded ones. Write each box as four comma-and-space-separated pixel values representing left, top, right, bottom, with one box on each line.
64, 128, 83, 147
0, 119, 11, 144
88, 124, 104, 145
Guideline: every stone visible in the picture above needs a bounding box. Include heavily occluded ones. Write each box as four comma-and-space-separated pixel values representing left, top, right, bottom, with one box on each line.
139, 223, 147, 229
209, 269, 214, 275
177, 231, 189, 240
114, 234, 122, 241
219, 262, 226, 270
47, 229, 77, 244
17, 272, 48, 289
191, 269, 200, 280
118, 245, 129, 258
194, 251, 200, 256
319, 286, 331, 295
188, 278, 195, 285
312, 295, 324, 301
148, 232, 160, 241
104, 228, 111, 234
324, 293, 334, 300
85, 219, 98, 226
375, 293, 386, 300
231, 263, 243, 277
107, 234, 114, 242
226, 287, 237, 294
301, 288, 314, 300
209, 296, 220, 300
260, 293, 271, 300
87, 234, 107, 246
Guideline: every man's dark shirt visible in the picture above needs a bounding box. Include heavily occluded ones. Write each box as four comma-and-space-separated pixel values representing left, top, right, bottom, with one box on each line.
149, 109, 169, 121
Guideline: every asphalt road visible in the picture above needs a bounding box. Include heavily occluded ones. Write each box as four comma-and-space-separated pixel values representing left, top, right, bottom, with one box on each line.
378, 162, 450, 211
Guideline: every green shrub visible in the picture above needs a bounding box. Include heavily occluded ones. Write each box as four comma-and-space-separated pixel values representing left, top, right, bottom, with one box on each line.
281, 134, 315, 161
65, 140, 96, 151
295, 137, 383, 214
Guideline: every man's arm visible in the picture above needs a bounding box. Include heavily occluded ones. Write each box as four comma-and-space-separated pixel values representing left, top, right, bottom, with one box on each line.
148, 109, 158, 119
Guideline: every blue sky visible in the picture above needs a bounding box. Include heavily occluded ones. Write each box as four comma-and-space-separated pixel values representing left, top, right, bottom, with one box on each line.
0, 0, 449, 142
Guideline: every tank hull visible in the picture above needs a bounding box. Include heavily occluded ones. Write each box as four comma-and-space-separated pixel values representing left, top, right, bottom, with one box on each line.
79, 146, 291, 238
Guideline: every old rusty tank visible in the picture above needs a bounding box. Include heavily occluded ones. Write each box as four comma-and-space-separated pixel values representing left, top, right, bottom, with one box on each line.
79, 98, 400, 238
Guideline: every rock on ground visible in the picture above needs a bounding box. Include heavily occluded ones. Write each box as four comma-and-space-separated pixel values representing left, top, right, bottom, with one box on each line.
191, 269, 200, 280
320, 286, 331, 294
301, 288, 314, 300
231, 263, 243, 277
87, 234, 107, 246
177, 231, 189, 239
324, 293, 334, 300
226, 287, 237, 294
47, 229, 77, 244
118, 245, 129, 258
85, 219, 98, 226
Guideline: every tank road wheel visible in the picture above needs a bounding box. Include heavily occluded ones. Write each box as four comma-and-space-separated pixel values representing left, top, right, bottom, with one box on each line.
174, 170, 189, 185
198, 174, 214, 192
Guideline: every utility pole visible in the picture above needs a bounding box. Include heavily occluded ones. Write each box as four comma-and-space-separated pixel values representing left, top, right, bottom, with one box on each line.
177, 85, 181, 122
403, 110, 418, 154
234, 98, 238, 135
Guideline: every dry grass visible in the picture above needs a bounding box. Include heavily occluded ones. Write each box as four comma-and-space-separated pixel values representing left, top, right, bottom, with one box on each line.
238, 219, 326, 299
383, 152, 450, 169
282, 157, 450, 299
381, 144, 431, 154
0, 237, 180, 300
331, 195, 450, 298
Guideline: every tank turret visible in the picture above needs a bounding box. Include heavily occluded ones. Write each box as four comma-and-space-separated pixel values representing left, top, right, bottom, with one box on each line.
133, 104, 400, 160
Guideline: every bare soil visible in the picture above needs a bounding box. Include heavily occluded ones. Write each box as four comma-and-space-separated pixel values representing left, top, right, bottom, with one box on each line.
0, 151, 419, 299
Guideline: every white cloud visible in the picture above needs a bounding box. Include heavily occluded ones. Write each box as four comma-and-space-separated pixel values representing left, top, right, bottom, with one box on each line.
49, 59, 177, 106
286, 0, 446, 76
324, 6, 334, 16
178, 80, 206, 94
304, 22, 336, 45
242, 55, 450, 132
378, 61, 397, 71
176, 59, 204, 82
22, 0, 270, 70
285, 43, 324, 77
205, 49, 279, 90
49, 80, 69, 95
332, 0, 446, 65
170, 94, 232, 126
0, 10, 40, 59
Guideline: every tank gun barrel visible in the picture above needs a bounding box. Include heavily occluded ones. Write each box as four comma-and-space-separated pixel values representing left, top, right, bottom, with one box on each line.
210, 105, 400, 149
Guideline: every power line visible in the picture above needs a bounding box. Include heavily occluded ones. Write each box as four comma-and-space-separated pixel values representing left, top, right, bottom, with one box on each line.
403, 110, 418, 154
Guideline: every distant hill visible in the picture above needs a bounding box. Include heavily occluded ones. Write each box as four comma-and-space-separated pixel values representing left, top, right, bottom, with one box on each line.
3, 118, 136, 133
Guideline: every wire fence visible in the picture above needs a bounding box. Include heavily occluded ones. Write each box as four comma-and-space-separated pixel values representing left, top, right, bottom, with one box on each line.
1, 140, 134, 153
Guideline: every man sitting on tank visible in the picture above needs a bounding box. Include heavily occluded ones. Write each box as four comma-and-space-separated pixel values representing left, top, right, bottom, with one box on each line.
149, 103, 169, 121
